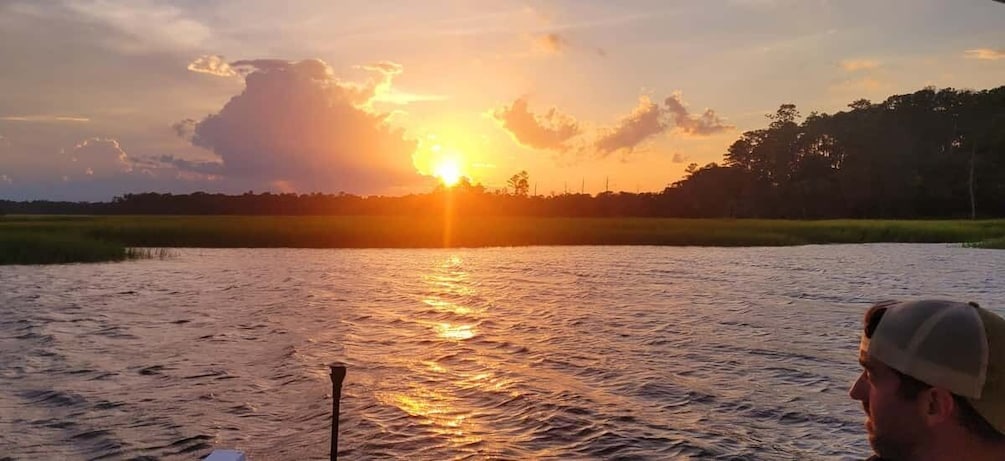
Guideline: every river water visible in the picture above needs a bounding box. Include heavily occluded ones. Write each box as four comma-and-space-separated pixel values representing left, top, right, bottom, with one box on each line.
1, 244, 1002, 460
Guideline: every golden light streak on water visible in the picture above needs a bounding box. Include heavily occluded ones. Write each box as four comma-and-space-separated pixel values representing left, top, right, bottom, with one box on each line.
434, 323, 476, 341
421, 360, 448, 373
422, 298, 473, 315
376, 382, 487, 447
376, 387, 466, 429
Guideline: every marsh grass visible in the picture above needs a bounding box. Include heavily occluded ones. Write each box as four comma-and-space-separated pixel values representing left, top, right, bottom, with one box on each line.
965, 237, 1005, 249
0, 217, 183, 264
126, 247, 176, 260
0, 231, 133, 265
2, 216, 1004, 264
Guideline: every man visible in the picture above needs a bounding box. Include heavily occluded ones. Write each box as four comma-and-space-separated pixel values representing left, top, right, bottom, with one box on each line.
849, 299, 1005, 460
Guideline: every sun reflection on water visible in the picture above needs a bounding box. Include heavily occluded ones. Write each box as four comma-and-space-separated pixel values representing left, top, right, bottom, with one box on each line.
377, 387, 465, 427
423, 277, 475, 296
435, 322, 476, 340
370, 253, 504, 451
375, 381, 488, 447
422, 360, 448, 373
423, 298, 473, 315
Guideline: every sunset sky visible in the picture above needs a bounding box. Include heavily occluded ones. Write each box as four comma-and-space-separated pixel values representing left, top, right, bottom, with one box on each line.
0, 0, 1002, 201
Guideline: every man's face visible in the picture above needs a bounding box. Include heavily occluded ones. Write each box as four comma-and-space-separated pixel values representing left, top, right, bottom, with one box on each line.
849, 351, 928, 459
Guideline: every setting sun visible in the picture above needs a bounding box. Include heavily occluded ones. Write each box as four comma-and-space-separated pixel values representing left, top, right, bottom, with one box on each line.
414, 133, 486, 189
434, 157, 463, 187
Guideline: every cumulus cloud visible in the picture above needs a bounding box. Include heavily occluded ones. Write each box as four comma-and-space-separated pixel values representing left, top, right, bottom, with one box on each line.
964, 48, 1005, 61
594, 97, 667, 157
664, 93, 734, 136
205, 58, 431, 107
187, 55, 237, 77
492, 97, 581, 151
152, 154, 219, 173
178, 58, 423, 193
492, 92, 731, 159
839, 59, 880, 71
228, 58, 327, 77
349, 61, 402, 105
672, 152, 688, 164
70, 137, 132, 176
172, 118, 197, 141
0, 126, 221, 200
341, 61, 447, 106
360, 61, 403, 76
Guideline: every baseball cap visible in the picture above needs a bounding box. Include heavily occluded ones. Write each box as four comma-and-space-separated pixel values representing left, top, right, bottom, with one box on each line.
860, 299, 1005, 434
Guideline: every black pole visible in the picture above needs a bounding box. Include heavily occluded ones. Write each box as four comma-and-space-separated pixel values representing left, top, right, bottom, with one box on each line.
329, 364, 347, 461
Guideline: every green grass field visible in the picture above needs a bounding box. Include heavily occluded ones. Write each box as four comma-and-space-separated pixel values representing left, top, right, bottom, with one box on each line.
1, 215, 1004, 264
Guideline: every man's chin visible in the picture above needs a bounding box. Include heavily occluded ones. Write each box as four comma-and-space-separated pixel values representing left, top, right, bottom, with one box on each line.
869, 432, 908, 461
866, 425, 882, 453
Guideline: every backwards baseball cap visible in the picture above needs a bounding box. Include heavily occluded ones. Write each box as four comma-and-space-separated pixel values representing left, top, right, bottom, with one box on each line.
860, 299, 1005, 434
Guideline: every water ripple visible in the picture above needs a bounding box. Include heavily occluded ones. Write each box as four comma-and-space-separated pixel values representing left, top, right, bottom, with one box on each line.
0, 244, 1002, 459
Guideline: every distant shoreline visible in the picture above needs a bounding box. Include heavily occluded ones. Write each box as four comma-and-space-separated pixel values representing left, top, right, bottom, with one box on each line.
2, 215, 1004, 264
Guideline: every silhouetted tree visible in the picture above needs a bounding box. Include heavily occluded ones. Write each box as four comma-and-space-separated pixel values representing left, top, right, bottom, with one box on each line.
507, 171, 530, 197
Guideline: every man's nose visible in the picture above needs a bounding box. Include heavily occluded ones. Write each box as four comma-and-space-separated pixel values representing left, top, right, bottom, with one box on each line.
849, 372, 866, 401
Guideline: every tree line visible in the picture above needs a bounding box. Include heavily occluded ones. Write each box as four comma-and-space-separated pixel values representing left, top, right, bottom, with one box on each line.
676, 86, 1005, 218
2, 86, 1002, 219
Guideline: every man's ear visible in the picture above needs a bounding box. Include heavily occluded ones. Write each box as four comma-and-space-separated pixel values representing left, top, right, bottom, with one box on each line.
921, 387, 957, 427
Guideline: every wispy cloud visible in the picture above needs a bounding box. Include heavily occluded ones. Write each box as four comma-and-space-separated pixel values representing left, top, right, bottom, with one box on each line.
187, 55, 238, 77
62, 0, 212, 53
430, 8, 663, 39
729, 0, 781, 6
0, 115, 90, 123
371, 90, 449, 105
539, 11, 671, 34
839, 59, 880, 72
528, 32, 605, 58
964, 48, 1005, 61
353, 61, 410, 107
71, 137, 132, 176
536, 33, 568, 54
830, 76, 886, 94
